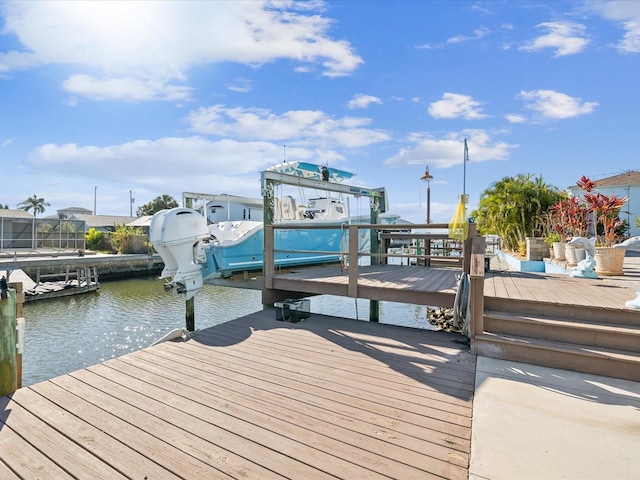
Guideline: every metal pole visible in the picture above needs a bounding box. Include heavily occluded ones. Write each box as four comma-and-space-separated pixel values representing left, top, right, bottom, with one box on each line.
420, 166, 434, 223
463, 139, 468, 196
94, 186, 97, 215
427, 183, 431, 224
370, 199, 379, 322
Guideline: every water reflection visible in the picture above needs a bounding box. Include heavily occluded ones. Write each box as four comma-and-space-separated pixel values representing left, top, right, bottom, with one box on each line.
23, 276, 434, 387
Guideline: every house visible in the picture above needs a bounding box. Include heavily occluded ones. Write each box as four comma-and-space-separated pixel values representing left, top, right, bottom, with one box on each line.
65, 213, 139, 233
567, 170, 640, 238
52, 207, 138, 233
127, 215, 153, 235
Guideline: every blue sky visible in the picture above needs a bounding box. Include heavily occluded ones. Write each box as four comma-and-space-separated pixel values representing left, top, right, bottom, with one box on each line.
0, 0, 638, 223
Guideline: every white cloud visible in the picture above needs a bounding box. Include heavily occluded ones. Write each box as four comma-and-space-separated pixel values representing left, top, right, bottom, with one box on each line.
227, 78, 253, 94
505, 113, 527, 124
520, 22, 590, 57
447, 27, 491, 44
62, 75, 192, 102
186, 105, 390, 148
519, 89, 598, 119
28, 137, 283, 194
588, 1, 640, 53
347, 94, 382, 110
0, 1, 362, 101
428, 93, 488, 120
384, 130, 516, 169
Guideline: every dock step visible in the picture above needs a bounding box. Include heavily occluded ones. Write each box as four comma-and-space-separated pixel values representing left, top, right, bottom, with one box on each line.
484, 296, 640, 327
474, 332, 640, 382
483, 310, 640, 353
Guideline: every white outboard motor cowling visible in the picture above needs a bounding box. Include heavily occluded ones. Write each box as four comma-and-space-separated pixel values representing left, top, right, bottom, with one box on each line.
150, 207, 210, 300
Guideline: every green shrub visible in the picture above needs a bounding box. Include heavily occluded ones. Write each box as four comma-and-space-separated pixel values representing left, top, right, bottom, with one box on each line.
110, 225, 150, 254
85, 227, 111, 251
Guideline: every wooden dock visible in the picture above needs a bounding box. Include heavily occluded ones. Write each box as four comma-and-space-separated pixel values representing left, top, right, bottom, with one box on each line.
268, 264, 460, 307
0, 310, 475, 479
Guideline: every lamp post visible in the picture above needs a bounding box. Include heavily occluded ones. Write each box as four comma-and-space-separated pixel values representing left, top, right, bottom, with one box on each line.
129, 190, 135, 216
93, 186, 97, 215
420, 165, 433, 223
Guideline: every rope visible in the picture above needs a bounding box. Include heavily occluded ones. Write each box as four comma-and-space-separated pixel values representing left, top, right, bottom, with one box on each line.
453, 273, 470, 336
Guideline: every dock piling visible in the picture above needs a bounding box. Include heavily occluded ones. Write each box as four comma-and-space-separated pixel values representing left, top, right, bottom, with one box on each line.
0, 289, 17, 396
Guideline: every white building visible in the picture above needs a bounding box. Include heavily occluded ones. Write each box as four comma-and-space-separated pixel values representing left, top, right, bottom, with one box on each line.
567, 171, 640, 238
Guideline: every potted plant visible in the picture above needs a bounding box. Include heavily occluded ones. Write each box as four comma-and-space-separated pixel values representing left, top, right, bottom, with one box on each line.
562, 196, 591, 264
546, 200, 571, 260
544, 232, 561, 258
576, 176, 628, 275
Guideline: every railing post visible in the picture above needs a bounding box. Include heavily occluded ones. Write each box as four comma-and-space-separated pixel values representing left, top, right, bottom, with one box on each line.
463, 222, 477, 275
348, 225, 358, 298
264, 225, 274, 290
469, 235, 485, 353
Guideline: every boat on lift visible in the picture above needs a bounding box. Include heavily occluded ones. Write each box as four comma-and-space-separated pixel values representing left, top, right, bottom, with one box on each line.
201, 161, 398, 278
150, 161, 398, 297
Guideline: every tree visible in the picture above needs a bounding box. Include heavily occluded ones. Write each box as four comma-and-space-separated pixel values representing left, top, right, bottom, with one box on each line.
17, 194, 50, 216
136, 194, 178, 216
471, 174, 564, 251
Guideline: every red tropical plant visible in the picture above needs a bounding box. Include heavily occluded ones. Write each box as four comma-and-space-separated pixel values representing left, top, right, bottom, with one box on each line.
577, 175, 628, 247
565, 196, 591, 238
547, 199, 571, 242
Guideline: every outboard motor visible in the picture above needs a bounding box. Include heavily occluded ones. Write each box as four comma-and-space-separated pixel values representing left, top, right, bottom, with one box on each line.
149, 207, 210, 300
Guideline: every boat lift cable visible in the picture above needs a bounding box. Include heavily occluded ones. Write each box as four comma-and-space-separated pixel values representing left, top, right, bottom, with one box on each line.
453, 273, 470, 336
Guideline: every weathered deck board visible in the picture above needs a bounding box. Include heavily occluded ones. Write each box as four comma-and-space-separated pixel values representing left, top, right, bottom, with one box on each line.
0, 310, 474, 480
484, 270, 637, 308
272, 262, 638, 312
272, 265, 460, 307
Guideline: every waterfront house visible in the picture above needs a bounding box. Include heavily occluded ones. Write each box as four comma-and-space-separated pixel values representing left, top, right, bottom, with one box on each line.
54, 208, 138, 233
567, 170, 640, 237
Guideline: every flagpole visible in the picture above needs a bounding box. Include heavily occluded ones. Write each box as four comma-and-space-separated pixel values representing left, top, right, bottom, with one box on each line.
463, 138, 468, 196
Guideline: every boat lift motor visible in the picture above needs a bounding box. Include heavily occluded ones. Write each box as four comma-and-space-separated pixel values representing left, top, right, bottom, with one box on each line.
149, 207, 210, 300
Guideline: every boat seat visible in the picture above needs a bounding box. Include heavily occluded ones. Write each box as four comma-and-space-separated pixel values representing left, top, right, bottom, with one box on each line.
278, 195, 297, 220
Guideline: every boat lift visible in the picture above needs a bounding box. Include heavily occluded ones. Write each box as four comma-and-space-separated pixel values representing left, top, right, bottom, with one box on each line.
261, 166, 389, 322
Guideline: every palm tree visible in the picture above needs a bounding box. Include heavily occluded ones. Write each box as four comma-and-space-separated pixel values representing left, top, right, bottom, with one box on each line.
17, 194, 50, 216
471, 174, 564, 251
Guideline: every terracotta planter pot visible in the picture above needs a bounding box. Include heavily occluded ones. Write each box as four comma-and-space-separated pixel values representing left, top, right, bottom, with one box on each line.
594, 247, 625, 276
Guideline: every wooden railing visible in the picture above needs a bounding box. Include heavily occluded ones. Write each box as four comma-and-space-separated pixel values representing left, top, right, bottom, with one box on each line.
469, 235, 486, 353
264, 222, 479, 281
264, 221, 488, 340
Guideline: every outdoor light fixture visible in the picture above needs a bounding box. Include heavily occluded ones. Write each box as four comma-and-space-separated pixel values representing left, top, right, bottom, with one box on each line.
420, 165, 433, 223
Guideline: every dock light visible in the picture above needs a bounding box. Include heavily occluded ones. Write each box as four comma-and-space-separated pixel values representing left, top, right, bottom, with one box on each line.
420, 165, 433, 224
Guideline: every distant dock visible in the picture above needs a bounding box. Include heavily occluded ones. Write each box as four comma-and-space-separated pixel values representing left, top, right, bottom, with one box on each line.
0, 250, 164, 301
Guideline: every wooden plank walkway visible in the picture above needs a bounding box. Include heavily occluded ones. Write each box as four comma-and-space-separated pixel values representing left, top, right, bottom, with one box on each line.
270, 258, 640, 311
271, 264, 460, 307
484, 268, 640, 309
0, 310, 475, 479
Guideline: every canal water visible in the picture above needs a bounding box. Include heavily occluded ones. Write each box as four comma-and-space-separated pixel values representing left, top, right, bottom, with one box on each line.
22, 276, 435, 387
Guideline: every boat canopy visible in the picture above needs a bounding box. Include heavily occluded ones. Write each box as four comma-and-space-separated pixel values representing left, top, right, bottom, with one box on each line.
266, 161, 355, 183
